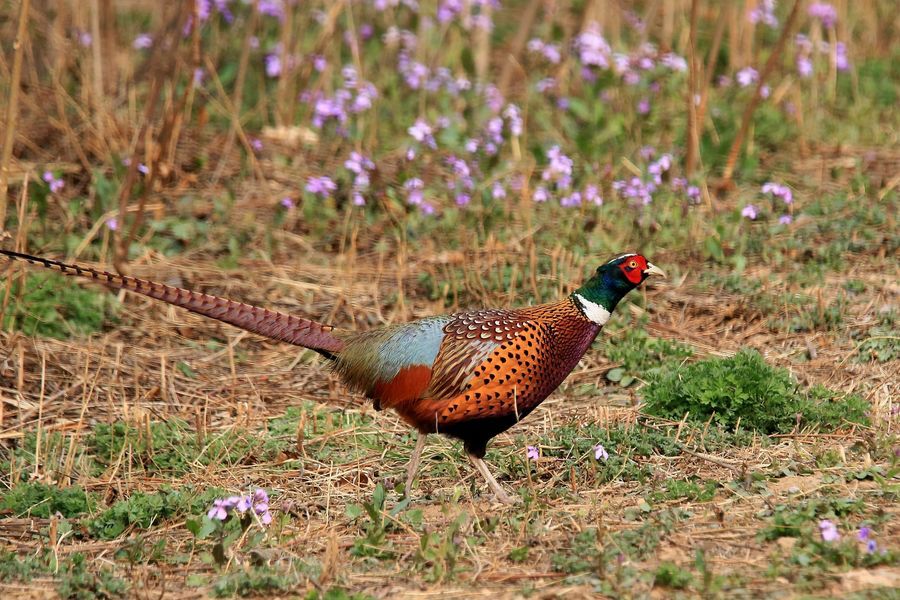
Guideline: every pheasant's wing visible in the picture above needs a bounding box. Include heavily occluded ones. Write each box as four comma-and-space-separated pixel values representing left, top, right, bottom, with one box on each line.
424, 309, 539, 401
334, 316, 452, 407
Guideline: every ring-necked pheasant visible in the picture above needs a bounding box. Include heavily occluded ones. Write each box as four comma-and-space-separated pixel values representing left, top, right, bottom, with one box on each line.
0, 249, 664, 503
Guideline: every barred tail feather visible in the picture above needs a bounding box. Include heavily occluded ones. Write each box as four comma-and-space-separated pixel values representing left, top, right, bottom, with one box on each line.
0, 250, 344, 355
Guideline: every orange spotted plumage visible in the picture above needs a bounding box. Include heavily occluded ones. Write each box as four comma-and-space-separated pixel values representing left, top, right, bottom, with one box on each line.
1, 249, 665, 504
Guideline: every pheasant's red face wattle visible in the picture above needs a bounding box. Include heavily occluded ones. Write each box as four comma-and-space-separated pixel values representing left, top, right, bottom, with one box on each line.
619, 255, 649, 285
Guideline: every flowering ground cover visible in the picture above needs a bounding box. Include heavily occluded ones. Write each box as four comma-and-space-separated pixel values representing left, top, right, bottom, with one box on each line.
0, 1, 897, 597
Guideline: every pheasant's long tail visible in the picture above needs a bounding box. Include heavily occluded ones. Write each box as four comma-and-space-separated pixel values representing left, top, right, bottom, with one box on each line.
0, 250, 345, 355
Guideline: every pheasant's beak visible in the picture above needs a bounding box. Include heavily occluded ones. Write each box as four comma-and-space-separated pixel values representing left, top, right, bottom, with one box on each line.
643, 263, 667, 279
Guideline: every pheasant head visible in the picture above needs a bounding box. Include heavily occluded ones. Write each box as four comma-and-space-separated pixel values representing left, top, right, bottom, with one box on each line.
572, 253, 666, 325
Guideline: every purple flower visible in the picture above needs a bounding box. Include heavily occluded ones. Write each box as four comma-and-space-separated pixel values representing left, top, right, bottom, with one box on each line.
543, 145, 573, 186
207, 499, 231, 521
258, 0, 285, 20
584, 184, 602, 206
437, 0, 463, 23
741, 204, 759, 220
647, 154, 673, 185
637, 98, 651, 114
305, 176, 336, 198
736, 67, 758, 88
594, 444, 609, 461
408, 119, 436, 148
808, 3, 838, 28
535, 77, 555, 93
614, 176, 655, 206
312, 95, 349, 128
834, 42, 850, 71
866, 539, 878, 553
858, 526, 871, 541
250, 138, 263, 152
503, 104, 523, 137
76, 30, 92, 47
232, 495, 251, 513
251, 488, 269, 515
687, 186, 701, 203
352, 192, 366, 206
661, 52, 688, 72
819, 519, 840, 542
265, 53, 282, 78
778, 214, 793, 225
133, 33, 153, 50
749, 0, 779, 28
797, 57, 814, 78
312, 55, 327, 72
280, 197, 294, 208
344, 152, 374, 175
762, 182, 793, 204
106, 218, 118, 231
404, 177, 425, 206
560, 191, 582, 207
533, 186, 549, 203
575, 23, 612, 69
491, 181, 506, 200
526, 446, 539, 461
42, 171, 64, 193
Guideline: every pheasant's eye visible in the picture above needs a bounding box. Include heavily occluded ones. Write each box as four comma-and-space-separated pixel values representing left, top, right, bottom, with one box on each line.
628, 260, 638, 269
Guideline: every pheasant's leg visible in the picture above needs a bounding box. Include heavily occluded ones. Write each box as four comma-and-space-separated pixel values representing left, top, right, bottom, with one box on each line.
404, 433, 428, 495
467, 453, 519, 505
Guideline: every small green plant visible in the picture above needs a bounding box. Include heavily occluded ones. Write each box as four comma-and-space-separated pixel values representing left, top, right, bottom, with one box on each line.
648, 479, 717, 504
760, 498, 865, 541
210, 567, 300, 598
0, 550, 52, 583
187, 488, 275, 567
89, 486, 223, 539
88, 419, 258, 476
603, 324, 693, 386
56, 553, 128, 599
347, 484, 406, 559
653, 561, 693, 589
0, 482, 93, 518
414, 512, 468, 582
770, 519, 896, 589
643, 349, 868, 434
2, 272, 116, 339
853, 312, 898, 363
551, 528, 601, 574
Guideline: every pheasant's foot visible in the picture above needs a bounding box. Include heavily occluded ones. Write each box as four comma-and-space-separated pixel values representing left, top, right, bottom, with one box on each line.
468, 453, 520, 505
403, 432, 428, 496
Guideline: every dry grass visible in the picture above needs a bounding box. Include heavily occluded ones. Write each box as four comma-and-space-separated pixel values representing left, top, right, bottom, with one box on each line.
0, 243, 897, 597
0, 0, 898, 597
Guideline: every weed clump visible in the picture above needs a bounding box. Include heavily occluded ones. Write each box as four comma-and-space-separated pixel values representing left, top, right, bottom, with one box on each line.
643, 349, 868, 434
1, 272, 115, 339
0, 482, 93, 518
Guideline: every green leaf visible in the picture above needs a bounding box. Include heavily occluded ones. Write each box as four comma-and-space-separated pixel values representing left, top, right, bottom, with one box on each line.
606, 368, 625, 382
508, 546, 529, 562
